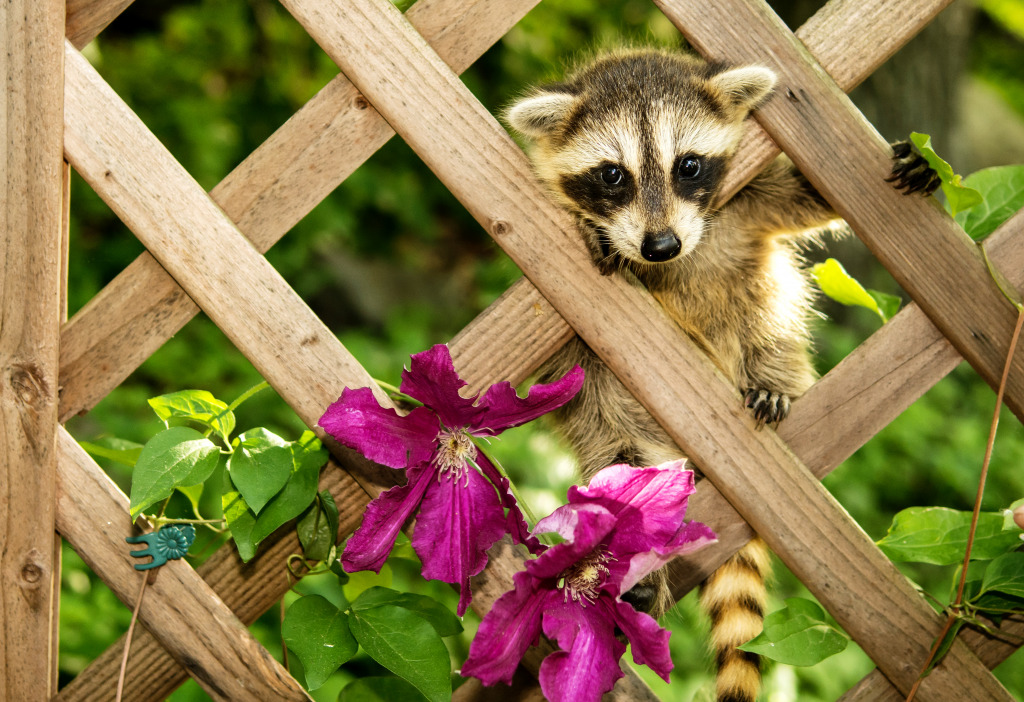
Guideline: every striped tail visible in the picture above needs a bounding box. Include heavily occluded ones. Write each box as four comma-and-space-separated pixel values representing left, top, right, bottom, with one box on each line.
700, 536, 772, 702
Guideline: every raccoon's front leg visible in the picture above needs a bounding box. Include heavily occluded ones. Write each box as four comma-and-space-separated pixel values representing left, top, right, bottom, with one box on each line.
538, 337, 681, 480
740, 340, 816, 428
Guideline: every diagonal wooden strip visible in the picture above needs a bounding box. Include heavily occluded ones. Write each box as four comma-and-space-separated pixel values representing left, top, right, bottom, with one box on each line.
54, 427, 312, 701
659, 0, 1024, 428
57, 0, 541, 423
65, 0, 134, 48
1, 1, 64, 699
280, 0, 1012, 698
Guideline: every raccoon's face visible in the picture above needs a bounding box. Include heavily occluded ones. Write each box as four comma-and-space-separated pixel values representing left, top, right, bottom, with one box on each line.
507, 50, 776, 267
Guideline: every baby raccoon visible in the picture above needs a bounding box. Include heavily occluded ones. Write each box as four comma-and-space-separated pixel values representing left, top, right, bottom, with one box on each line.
507, 48, 937, 702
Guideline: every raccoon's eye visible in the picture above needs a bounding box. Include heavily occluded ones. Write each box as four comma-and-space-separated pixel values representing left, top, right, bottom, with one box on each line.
676, 156, 701, 179
600, 165, 624, 186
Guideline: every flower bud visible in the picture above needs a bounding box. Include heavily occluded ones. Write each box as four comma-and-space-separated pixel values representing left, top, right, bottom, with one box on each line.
1014, 504, 1024, 531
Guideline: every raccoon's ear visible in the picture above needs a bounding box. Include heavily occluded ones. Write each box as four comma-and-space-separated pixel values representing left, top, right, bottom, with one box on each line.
505, 90, 576, 138
707, 66, 777, 111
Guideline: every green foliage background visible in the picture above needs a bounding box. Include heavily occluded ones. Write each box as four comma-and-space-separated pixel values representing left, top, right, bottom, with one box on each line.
62, 0, 1024, 699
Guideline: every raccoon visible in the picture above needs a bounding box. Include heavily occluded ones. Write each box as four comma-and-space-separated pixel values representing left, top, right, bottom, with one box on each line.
506, 48, 937, 702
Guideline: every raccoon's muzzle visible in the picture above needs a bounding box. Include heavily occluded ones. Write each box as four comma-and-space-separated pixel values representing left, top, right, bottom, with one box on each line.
641, 228, 682, 262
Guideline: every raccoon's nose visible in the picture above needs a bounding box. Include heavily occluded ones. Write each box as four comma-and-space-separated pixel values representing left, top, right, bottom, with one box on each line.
640, 230, 681, 262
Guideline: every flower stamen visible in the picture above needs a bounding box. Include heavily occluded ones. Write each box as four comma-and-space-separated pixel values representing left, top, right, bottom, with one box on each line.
559, 548, 614, 606
435, 428, 476, 483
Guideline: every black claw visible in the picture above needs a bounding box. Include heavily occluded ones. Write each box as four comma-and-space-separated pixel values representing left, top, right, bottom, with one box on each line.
888, 140, 941, 197
744, 388, 791, 427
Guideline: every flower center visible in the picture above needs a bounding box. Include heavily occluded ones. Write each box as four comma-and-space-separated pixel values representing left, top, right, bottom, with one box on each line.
559, 548, 613, 606
435, 427, 476, 480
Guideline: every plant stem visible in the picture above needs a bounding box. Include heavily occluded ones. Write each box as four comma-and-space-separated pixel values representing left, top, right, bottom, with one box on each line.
228, 380, 270, 412
116, 572, 150, 702
905, 304, 1024, 701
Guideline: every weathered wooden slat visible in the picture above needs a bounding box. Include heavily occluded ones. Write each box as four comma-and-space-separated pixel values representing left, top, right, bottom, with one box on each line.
280, 0, 1010, 698
65, 0, 135, 49
54, 428, 312, 701
661, 0, 1024, 429
1, 1, 64, 699
58, 0, 541, 423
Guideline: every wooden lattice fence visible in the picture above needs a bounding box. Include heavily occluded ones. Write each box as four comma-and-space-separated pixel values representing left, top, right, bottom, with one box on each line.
3, 0, 1024, 700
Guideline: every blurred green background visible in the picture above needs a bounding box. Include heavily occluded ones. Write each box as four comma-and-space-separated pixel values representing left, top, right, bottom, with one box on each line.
61, 0, 1024, 699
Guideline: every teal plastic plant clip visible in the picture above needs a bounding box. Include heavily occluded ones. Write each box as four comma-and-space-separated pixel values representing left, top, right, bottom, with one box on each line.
126, 525, 196, 570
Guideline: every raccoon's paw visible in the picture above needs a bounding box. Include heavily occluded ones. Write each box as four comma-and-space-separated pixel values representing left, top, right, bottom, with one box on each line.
744, 388, 791, 428
886, 140, 941, 197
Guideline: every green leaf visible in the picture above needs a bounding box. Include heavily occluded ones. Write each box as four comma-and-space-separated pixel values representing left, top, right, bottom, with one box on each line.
222, 489, 257, 561
129, 427, 220, 519
980, 552, 1024, 599
227, 429, 292, 514
867, 289, 902, 322
148, 389, 236, 444
351, 587, 463, 637
79, 438, 144, 467
348, 604, 452, 702
738, 597, 848, 666
176, 483, 205, 518
955, 165, 1024, 240
282, 595, 357, 691
909, 132, 983, 217
338, 677, 428, 702
247, 436, 324, 545
811, 258, 892, 322
878, 506, 1022, 565
297, 491, 340, 562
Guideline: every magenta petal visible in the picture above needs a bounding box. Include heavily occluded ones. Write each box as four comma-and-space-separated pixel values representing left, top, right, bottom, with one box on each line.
474, 451, 543, 555
412, 467, 507, 616
538, 600, 626, 702
575, 462, 705, 554
319, 387, 438, 468
341, 464, 433, 573
460, 571, 551, 685
528, 504, 616, 580
608, 598, 674, 681
615, 520, 718, 595
474, 365, 584, 435
399, 344, 482, 428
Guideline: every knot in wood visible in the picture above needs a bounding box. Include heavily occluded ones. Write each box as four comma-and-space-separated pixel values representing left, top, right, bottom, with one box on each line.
9, 362, 49, 410
20, 549, 47, 587
353, 94, 369, 110
490, 219, 511, 237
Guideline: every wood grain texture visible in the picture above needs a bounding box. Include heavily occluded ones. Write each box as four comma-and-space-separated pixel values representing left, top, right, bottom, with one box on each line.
281, 0, 1010, 697
57, 0, 540, 423
54, 428, 312, 701
65, 0, 135, 48
660, 0, 1024, 428
1, 1, 65, 698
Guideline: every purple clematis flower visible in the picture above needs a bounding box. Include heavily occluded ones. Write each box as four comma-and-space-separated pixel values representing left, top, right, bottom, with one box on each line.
319, 344, 583, 615
460, 461, 716, 702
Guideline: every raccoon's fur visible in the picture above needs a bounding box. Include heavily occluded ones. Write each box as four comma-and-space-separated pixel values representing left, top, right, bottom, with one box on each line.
507, 48, 936, 702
